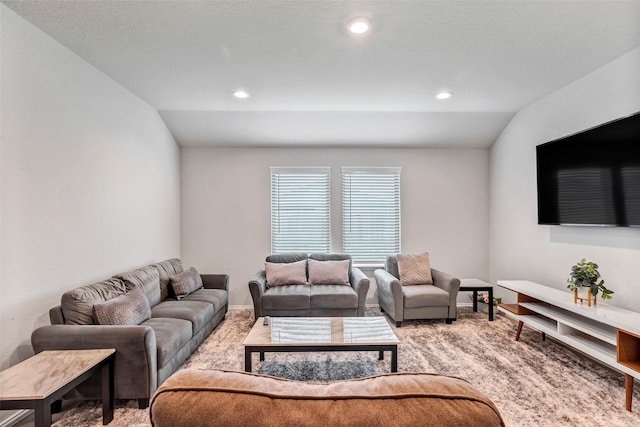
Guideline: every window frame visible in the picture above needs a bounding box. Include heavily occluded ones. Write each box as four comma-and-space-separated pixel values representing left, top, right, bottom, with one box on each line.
341, 167, 402, 267
270, 166, 331, 255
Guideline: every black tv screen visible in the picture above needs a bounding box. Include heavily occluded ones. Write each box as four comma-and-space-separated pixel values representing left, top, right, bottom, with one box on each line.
536, 112, 640, 227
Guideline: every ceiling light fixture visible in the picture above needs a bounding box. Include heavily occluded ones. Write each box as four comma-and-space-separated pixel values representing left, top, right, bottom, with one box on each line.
347, 17, 371, 34
233, 90, 249, 99
435, 91, 453, 100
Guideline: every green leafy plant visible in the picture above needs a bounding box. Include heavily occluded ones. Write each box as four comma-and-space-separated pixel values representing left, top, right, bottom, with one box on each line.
566, 258, 613, 300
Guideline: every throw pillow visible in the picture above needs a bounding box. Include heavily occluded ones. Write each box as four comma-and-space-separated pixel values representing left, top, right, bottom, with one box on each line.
265, 259, 308, 287
307, 259, 350, 286
397, 252, 433, 286
93, 286, 151, 325
170, 267, 203, 300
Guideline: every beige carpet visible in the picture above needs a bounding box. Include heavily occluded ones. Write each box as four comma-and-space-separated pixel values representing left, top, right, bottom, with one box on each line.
45, 307, 640, 426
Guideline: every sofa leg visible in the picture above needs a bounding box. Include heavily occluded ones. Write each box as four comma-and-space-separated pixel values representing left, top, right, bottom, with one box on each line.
445, 318, 454, 324
138, 398, 149, 409
395, 321, 402, 327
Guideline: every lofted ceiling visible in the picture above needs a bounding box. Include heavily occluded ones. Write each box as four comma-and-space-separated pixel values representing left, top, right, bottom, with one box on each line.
3, 0, 640, 148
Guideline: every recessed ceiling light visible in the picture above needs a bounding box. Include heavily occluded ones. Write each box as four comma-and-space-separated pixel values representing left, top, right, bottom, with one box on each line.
233, 90, 249, 99
435, 91, 453, 100
347, 17, 371, 34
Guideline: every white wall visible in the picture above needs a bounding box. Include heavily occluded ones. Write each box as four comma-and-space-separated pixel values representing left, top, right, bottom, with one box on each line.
489, 46, 640, 311
181, 147, 489, 307
0, 4, 181, 373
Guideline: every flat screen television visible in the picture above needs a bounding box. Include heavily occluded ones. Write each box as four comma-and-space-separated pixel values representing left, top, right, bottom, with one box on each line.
536, 111, 640, 227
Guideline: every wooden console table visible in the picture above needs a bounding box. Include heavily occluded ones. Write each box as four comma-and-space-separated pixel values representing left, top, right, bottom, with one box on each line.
497, 280, 640, 412
0, 349, 115, 426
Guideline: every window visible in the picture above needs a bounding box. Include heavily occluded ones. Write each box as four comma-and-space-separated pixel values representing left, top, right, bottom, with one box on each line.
342, 167, 401, 265
270, 167, 331, 254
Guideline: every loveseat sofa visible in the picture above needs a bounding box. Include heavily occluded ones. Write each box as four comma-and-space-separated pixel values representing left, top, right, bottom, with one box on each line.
30, 258, 228, 408
248, 253, 369, 320
150, 369, 505, 427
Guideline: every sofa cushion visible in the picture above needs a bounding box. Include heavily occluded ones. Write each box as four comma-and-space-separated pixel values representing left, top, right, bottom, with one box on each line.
310, 285, 358, 309
152, 258, 184, 300
150, 370, 505, 427
115, 266, 162, 307
181, 288, 228, 314
61, 278, 128, 325
307, 259, 350, 286
397, 252, 433, 286
93, 286, 151, 325
262, 285, 310, 310
140, 317, 192, 368
170, 267, 203, 300
403, 284, 450, 308
265, 259, 308, 287
151, 300, 214, 334
265, 253, 308, 264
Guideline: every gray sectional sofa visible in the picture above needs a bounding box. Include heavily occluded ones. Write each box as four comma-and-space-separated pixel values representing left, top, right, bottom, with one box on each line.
248, 253, 369, 320
30, 258, 228, 408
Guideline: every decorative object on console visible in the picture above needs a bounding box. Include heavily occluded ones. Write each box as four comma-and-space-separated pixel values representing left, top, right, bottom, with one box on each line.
566, 258, 613, 305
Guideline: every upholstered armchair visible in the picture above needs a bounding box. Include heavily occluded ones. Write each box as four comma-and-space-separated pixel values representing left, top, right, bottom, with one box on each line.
374, 254, 460, 327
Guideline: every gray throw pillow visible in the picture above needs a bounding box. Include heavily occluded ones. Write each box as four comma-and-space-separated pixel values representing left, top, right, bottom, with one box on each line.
93, 286, 151, 325
170, 267, 203, 300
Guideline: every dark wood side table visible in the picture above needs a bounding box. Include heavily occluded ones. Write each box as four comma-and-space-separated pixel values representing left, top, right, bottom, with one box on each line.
0, 349, 115, 427
459, 278, 494, 321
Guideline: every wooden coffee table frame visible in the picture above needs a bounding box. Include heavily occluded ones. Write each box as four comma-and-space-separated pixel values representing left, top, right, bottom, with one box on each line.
243, 317, 398, 373
0, 349, 115, 427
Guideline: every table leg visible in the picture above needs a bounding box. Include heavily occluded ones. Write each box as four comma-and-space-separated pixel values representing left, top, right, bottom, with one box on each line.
515, 321, 524, 341
488, 287, 494, 321
244, 347, 252, 372
101, 359, 114, 425
34, 400, 51, 427
472, 290, 478, 312
391, 346, 398, 372
378, 350, 384, 360
626, 374, 634, 411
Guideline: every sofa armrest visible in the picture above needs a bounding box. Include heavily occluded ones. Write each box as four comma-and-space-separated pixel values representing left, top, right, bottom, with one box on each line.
31, 324, 157, 400
431, 269, 461, 320
248, 270, 267, 321
374, 269, 403, 323
349, 267, 370, 316
201, 274, 229, 291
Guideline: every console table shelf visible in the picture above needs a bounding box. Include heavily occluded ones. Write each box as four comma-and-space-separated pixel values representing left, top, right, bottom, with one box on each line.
497, 280, 640, 412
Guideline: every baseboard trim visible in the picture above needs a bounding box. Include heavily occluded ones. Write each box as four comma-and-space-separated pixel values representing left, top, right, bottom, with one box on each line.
0, 409, 31, 427
230, 303, 474, 310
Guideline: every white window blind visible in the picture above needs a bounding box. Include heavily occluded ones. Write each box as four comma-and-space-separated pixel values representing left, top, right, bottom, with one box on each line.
342, 167, 401, 265
271, 167, 331, 254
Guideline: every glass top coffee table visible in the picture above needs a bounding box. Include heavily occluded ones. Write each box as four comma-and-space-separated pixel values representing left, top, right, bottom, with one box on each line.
242, 317, 399, 373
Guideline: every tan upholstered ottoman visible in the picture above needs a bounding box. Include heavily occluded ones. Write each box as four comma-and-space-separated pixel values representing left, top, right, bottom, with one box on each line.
150, 369, 505, 426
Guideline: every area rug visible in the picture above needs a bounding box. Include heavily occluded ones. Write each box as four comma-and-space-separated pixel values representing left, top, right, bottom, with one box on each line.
258, 359, 381, 381
43, 307, 640, 427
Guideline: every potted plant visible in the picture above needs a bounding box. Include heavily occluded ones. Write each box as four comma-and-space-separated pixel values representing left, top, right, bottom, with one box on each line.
566, 258, 613, 303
